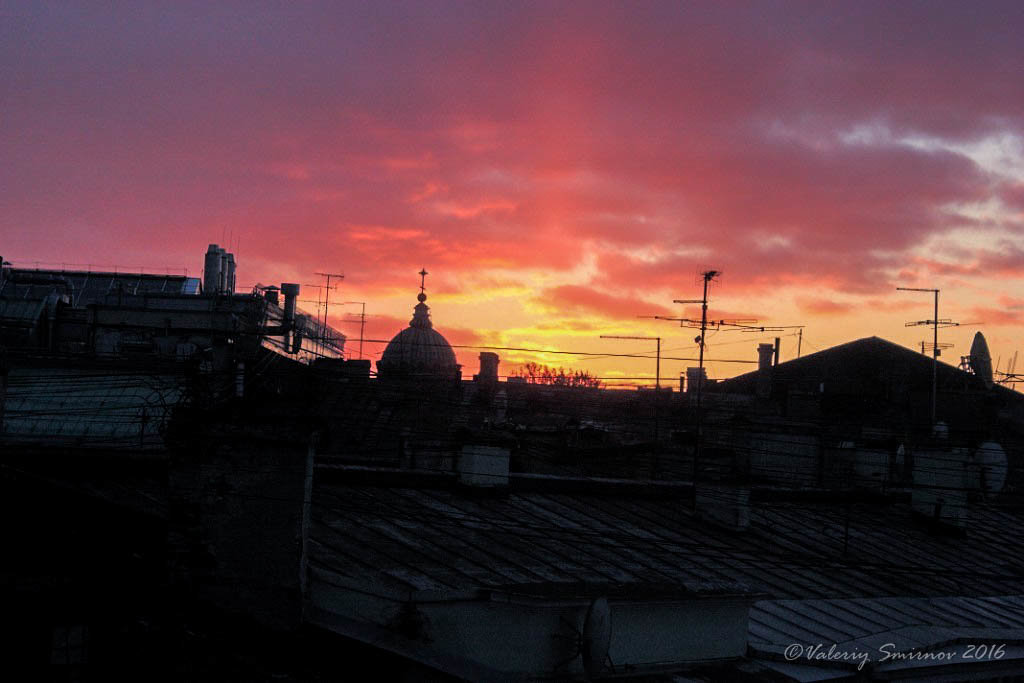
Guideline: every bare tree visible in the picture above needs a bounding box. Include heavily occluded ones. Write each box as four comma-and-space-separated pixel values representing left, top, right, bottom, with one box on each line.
512, 362, 601, 388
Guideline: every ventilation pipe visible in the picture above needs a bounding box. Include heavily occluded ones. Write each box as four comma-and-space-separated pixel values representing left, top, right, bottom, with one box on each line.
203, 244, 222, 295
218, 248, 228, 293
225, 252, 236, 294
281, 283, 299, 326
260, 283, 302, 352
281, 283, 301, 353
757, 343, 774, 399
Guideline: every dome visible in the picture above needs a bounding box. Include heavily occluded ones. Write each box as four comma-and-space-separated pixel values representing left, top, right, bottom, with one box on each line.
376, 271, 460, 379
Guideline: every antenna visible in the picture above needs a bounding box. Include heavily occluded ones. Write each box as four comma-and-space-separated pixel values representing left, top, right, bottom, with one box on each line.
919, 341, 953, 356
671, 269, 719, 495
898, 286, 951, 425
343, 301, 367, 359
315, 271, 344, 359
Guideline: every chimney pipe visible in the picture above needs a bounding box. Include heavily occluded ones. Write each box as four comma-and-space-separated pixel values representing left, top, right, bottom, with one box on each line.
686, 367, 706, 394
476, 352, 500, 383
218, 247, 228, 293
225, 252, 236, 294
773, 337, 781, 367
281, 283, 300, 328
281, 283, 301, 354
203, 244, 222, 295
757, 343, 774, 399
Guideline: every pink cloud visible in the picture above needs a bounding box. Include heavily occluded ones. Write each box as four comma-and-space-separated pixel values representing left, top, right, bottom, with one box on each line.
3, 1, 1024, 349
535, 285, 673, 320
797, 297, 855, 316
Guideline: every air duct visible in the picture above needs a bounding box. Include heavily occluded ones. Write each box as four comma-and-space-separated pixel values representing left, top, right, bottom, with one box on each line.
225, 252, 236, 294
281, 283, 301, 353
203, 244, 222, 295
218, 248, 228, 293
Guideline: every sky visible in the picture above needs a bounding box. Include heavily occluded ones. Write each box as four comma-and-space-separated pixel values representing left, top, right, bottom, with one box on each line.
3, 1, 1023, 386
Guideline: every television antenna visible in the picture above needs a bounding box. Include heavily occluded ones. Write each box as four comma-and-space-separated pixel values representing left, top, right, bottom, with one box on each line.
996, 350, 1022, 386
898, 286, 956, 425
920, 341, 953, 356
313, 271, 344, 357
343, 301, 366, 359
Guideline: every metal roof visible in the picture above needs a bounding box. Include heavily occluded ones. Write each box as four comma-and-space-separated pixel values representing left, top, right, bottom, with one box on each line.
750, 595, 1024, 679
309, 477, 1024, 600
0, 268, 199, 305
2, 366, 182, 448
0, 297, 46, 324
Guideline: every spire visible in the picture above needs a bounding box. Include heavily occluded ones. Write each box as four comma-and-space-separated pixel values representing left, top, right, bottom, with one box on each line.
410, 267, 432, 328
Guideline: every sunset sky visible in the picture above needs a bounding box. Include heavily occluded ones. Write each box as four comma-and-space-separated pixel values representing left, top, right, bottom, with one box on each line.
3, 1, 1023, 386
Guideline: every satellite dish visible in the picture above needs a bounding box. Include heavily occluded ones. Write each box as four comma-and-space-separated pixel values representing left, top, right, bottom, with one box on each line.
581, 597, 611, 678
970, 332, 994, 389
975, 441, 1008, 495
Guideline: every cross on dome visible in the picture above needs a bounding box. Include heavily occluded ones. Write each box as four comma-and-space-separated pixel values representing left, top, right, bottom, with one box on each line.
418, 268, 429, 302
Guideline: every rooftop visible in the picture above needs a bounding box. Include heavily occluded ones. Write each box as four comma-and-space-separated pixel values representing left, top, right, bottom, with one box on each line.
309, 470, 1024, 601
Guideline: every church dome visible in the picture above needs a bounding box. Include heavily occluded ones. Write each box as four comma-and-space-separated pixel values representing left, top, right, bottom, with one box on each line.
377, 270, 460, 379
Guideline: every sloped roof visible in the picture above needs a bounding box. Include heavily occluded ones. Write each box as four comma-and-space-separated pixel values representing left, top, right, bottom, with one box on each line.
2, 365, 182, 448
309, 474, 1024, 601
1, 268, 200, 305
716, 336, 1003, 396
750, 594, 1024, 678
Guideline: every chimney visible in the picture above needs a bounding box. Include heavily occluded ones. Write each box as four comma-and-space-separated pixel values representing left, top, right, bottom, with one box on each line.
203, 244, 222, 295
281, 283, 301, 353
225, 252, 236, 294
757, 343, 774, 399
264, 286, 280, 306
218, 248, 228, 293
685, 367, 706, 394
911, 445, 971, 530
281, 283, 299, 327
475, 352, 500, 383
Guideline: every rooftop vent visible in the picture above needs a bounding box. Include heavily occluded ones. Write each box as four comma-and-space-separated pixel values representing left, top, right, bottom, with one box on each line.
457, 445, 509, 488
694, 481, 750, 532
203, 244, 237, 295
